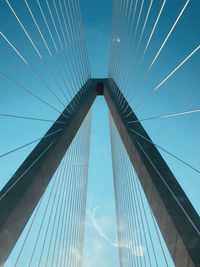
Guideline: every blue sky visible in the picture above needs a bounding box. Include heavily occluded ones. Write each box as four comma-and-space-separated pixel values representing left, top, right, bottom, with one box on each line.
79, 3, 200, 266
0, 0, 200, 266
82, 98, 120, 267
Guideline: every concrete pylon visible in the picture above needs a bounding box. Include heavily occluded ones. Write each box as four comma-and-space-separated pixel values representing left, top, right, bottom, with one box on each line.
0, 78, 199, 266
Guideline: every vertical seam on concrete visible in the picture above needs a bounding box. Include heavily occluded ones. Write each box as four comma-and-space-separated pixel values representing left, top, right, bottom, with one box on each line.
186, 255, 191, 267
172, 224, 178, 262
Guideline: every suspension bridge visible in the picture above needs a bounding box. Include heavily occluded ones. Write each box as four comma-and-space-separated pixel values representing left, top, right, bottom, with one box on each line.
0, 0, 199, 266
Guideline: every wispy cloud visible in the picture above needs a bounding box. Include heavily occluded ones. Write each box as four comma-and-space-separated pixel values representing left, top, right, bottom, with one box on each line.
71, 247, 81, 262
87, 207, 144, 257
83, 239, 110, 267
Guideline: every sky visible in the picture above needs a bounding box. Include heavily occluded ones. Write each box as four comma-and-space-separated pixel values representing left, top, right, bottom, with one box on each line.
76, 1, 200, 265
0, 0, 200, 266
82, 98, 120, 267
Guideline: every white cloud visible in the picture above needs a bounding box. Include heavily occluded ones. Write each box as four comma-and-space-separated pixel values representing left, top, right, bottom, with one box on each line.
71, 247, 81, 262
87, 207, 144, 257
83, 239, 111, 267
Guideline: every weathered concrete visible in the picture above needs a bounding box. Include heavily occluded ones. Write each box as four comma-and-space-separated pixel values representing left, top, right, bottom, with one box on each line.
103, 78, 200, 267
0, 79, 97, 265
